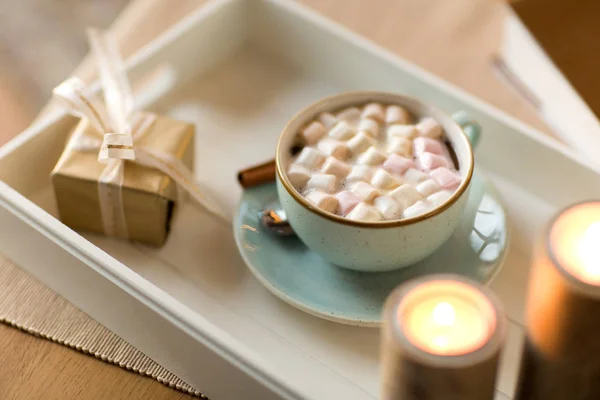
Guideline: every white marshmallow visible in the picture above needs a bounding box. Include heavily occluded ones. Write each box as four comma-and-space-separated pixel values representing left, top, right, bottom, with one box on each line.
306, 173, 337, 193
336, 107, 362, 122
357, 146, 387, 165
357, 118, 380, 137
430, 167, 462, 189
295, 147, 325, 169
388, 124, 418, 139
350, 181, 380, 202
416, 179, 441, 197
329, 121, 355, 140
403, 168, 428, 184
336, 191, 361, 215
346, 165, 374, 183
403, 200, 433, 219
347, 131, 375, 155
371, 168, 400, 190
301, 121, 326, 145
287, 164, 311, 188
321, 156, 351, 178
390, 184, 422, 209
361, 103, 385, 122
306, 191, 339, 213
317, 138, 350, 160
417, 117, 443, 138
428, 190, 453, 207
387, 137, 412, 157
374, 196, 403, 220
419, 152, 450, 170
383, 153, 414, 175
413, 136, 444, 155
317, 112, 338, 129
347, 202, 382, 222
386, 105, 410, 124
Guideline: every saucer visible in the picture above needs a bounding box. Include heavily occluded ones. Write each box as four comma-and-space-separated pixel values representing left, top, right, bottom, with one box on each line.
233, 169, 508, 327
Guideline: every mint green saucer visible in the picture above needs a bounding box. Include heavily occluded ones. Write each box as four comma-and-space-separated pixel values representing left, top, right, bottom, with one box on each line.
233, 170, 508, 327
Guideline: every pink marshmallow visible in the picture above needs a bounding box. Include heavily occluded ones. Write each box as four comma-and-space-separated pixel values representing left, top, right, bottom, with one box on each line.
413, 137, 444, 156
335, 191, 361, 216
419, 152, 450, 170
383, 154, 414, 176
430, 167, 461, 189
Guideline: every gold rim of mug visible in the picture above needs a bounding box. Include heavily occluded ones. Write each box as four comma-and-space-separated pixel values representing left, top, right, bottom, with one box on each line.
275, 91, 474, 228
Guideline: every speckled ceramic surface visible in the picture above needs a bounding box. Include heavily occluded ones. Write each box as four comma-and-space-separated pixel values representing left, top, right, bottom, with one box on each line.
275, 93, 480, 271
234, 169, 508, 327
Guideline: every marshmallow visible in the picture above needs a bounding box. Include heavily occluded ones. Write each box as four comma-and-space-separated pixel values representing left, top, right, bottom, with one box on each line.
357, 118, 380, 137
386, 105, 410, 124
290, 103, 458, 223
419, 152, 450, 170
306, 191, 339, 213
321, 156, 351, 178
371, 168, 400, 190
361, 103, 385, 122
295, 147, 325, 169
383, 153, 414, 175
301, 121, 326, 145
413, 136, 444, 155
329, 120, 355, 140
403, 200, 433, 219
430, 167, 461, 189
402, 168, 428, 184
335, 191, 361, 215
428, 190, 453, 207
417, 117, 443, 138
347, 202, 383, 222
416, 179, 441, 197
287, 164, 311, 188
347, 131, 376, 155
388, 124, 418, 139
306, 173, 337, 193
317, 112, 338, 129
387, 137, 412, 157
350, 181, 380, 202
336, 107, 362, 122
317, 138, 350, 160
357, 146, 387, 165
346, 165, 374, 183
390, 184, 422, 209
374, 196, 403, 220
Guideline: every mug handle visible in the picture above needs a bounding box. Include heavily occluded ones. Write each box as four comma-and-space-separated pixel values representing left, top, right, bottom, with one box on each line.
452, 110, 481, 148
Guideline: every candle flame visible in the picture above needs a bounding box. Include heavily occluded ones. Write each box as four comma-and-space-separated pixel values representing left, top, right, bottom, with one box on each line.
578, 222, 600, 278
432, 302, 455, 327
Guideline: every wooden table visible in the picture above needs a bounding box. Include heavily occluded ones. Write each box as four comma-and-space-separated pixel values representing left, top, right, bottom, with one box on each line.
0, 0, 550, 398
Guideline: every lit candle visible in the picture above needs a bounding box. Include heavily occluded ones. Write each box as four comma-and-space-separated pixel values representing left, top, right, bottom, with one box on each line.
381, 274, 506, 400
516, 202, 600, 400
549, 205, 600, 284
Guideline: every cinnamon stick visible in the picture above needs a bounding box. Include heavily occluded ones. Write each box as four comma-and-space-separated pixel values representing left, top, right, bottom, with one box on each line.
237, 159, 276, 188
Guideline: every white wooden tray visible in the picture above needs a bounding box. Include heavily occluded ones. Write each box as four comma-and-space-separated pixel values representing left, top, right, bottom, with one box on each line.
2, 0, 599, 398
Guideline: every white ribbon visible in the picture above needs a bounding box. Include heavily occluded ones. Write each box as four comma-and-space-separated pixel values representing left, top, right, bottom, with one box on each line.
53, 28, 229, 239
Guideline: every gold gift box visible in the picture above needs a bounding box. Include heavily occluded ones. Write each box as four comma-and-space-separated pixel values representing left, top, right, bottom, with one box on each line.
51, 113, 195, 247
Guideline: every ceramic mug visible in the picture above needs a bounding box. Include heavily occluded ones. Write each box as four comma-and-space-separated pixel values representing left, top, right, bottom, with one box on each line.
276, 92, 480, 272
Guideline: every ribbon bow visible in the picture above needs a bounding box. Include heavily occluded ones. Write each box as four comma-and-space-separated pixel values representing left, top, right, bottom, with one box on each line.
53, 28, 229, 239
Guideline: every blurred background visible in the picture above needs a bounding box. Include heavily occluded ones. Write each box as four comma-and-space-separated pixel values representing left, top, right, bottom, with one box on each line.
0, 1, 127, 140
3, 0, 595, 153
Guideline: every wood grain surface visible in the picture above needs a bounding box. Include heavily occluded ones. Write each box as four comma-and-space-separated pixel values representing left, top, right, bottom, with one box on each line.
0, 0, 550, 399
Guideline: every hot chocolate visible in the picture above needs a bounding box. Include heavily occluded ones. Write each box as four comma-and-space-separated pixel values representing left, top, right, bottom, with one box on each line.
287, 102, 462, 222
